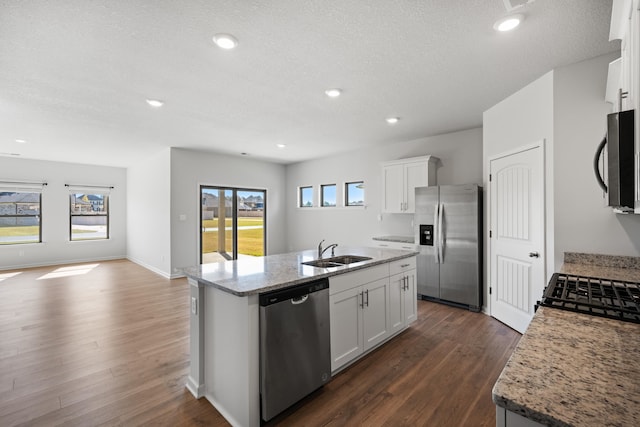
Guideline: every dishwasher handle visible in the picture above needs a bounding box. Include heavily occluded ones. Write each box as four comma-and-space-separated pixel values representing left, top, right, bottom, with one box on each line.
259, 278, 329, 307
291, 295, 309, 305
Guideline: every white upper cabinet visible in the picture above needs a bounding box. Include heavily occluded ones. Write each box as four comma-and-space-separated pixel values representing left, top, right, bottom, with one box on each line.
607, 0, 638, 112
381, 155, 438, 213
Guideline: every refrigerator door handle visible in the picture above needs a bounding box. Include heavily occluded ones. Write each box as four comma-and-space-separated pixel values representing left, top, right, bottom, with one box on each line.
438, 203, 444, 263
434, 203, 440, 264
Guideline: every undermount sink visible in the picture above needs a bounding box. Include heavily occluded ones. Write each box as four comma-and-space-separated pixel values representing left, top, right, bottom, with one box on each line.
301, 260, 343, 268
302, 255, 372, 268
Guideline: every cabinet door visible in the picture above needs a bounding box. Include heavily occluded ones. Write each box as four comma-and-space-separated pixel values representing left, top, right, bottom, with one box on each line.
330, 286, 363, 372
382, 164, 404, 213
388, 273, 405, 335
404, 161, 429, 213
362, 278, 389, 351
403, 270, 417, 325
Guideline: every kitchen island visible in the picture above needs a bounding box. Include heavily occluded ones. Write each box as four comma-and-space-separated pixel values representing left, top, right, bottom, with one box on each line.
492, 254, 640, 427
182, 246, 417, 427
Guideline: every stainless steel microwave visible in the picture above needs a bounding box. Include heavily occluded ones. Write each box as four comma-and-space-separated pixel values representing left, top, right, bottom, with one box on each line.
594, 109, 635, 213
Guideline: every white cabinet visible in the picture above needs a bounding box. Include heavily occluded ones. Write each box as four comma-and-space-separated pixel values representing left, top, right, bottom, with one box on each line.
329, 257, 418, 373
389, 258, 417, 335
329, 265, 390, 372
381, 155, 438, 213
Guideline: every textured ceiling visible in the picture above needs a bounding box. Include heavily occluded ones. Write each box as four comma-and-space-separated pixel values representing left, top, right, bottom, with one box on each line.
0, 0, 618, 167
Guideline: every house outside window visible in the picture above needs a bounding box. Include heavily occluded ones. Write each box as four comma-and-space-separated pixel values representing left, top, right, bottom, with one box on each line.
0, 191, 42, 244
70, 193, 109, 241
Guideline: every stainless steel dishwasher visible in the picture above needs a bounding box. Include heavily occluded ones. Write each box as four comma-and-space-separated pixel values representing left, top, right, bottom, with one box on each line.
259, 278, 331, 422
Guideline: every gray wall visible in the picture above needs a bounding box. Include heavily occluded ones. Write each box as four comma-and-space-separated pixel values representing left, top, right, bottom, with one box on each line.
170, 148, 288, 275
284, 128, 483, 252
126, 148, 172, 276
0, 157, 127, 269
553, 53, 640, 264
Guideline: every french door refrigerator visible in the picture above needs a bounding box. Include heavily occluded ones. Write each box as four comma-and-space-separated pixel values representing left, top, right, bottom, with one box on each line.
414, 184, 482, 312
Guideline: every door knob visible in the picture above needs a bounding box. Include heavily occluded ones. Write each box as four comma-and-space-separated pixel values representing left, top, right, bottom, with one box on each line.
529, 252, 540, 258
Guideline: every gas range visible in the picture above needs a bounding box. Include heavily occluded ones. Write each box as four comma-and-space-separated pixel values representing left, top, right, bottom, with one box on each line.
538, 273, 640, 324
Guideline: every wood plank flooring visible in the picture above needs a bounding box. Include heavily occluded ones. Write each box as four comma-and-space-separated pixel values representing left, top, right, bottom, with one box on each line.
0, 259, 520, 426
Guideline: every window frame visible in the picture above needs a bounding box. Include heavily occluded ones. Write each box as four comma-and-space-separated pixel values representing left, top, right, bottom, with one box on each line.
0, 191, 42, 245
299, 186, 314, 208
69, 193, 110, 241
345, 181, 365, 207
320, 184, 337, 207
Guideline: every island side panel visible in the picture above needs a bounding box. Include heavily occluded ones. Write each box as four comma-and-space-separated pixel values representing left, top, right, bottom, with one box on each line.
204, 285, 260, 427
187, 278, 205, 398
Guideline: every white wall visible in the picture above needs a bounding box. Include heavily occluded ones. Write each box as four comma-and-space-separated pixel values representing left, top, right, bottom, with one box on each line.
284, 128, 483, 252
553, 53, 640, 264
483, 70, 555, 310
170, 148, 287, 275
0, 157, 126, 269
126, 148, 172, 276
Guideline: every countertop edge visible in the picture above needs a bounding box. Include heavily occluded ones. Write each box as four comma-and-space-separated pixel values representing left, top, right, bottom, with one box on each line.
184, 250, 418, 297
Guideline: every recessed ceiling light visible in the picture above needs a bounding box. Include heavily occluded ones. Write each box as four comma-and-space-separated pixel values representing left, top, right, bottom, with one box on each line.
325, 88, 342, 98
494, 14, 524, 32
276, 144, 286, 149
213, 33, 238, 49
386, 117, 400, 125
146, 99, 164, 108
15, 139, 27, 143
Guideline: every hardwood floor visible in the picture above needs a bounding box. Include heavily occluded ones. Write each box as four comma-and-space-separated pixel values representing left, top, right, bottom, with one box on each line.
0, 259, 520, 426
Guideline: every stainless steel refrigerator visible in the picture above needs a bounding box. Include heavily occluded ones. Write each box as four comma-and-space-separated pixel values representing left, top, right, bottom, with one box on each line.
414, 184, 482, 312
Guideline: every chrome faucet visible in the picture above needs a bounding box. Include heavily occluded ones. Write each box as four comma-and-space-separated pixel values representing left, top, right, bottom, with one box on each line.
318, 239, 338, 258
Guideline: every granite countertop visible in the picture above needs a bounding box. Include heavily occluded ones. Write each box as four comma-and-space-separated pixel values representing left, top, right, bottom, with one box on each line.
493, 252, 640, 426
492, 307, 640, 426
182, 246, 417, 296
372, 235, 415, 244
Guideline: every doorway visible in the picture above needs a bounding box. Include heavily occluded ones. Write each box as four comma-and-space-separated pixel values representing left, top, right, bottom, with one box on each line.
489, 142, 545, 333
200, 186, 266, 263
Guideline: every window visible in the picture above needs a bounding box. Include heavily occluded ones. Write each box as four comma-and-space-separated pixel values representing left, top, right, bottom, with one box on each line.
321, 184, 337, 207
299, 186, 314, 207
345, 181, 365, 206
200, 186, 266, 263
0, 189, 42, 245
70, 192, 109, 241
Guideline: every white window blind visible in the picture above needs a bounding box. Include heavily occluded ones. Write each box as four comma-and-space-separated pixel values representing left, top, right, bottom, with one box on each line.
0, 180, 47, 193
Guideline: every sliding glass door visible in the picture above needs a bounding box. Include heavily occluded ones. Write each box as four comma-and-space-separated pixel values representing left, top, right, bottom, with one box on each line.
200, 186, 266, 263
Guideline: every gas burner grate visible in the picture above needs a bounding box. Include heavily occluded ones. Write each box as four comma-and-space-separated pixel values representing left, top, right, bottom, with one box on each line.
539, 273, 640, 324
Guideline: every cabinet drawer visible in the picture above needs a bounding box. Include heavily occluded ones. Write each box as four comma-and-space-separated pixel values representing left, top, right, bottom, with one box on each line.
389, 257, 417, 276
329, 264, 389, 295
371, 240, 417, 251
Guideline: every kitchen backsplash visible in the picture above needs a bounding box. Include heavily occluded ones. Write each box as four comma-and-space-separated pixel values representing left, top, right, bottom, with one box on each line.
564, 252, 640, 269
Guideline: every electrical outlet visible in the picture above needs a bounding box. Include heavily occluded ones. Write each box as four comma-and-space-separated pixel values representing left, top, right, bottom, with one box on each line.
191, 297, 197, 315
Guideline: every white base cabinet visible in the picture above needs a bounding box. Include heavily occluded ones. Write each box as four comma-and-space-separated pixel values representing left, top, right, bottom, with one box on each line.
389, 258, 417, 335
329, 257, 417, 373
329, 264, 390, 372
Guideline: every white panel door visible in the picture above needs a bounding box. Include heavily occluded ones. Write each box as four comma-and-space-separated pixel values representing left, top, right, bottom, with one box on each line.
490, 144, 544, 333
